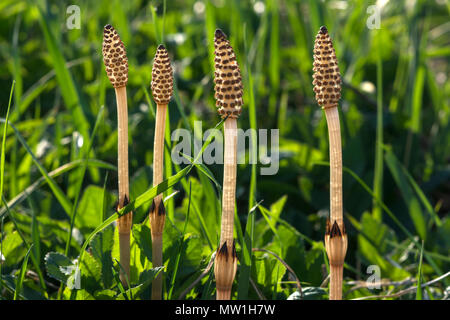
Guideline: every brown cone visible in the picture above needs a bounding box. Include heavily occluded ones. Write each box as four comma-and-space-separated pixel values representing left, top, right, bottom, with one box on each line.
102, 24, 128, 88
312, 26, 341, 108
213, 29, 243, 119
151, 45, 173, 105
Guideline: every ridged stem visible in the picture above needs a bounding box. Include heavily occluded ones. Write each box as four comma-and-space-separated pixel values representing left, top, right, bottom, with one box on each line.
114, 86, 132, 286
324, 106, 345, 300
220, 118, 237, 245
215, 118, 238, 300
324, 107, 343, 228
329, 264, 343, 300
150, 104, 167, 300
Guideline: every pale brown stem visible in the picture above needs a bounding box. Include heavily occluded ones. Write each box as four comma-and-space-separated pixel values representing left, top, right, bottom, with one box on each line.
329, 264, 343, 300
215, 118, 238, 300
153, 104, 167, 208
216, 287, 232, 300
324, 106, 345, 300
118, 232, 130, 284
150, 104, 167, 300
114, 86, 132, 286
219, 118, 237, 245
324, 107, 343, 229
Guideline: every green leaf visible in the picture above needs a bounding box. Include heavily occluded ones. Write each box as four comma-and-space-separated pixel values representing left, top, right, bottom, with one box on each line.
0, 81, 14, 203
130, 166, 153, 223
90, 226, 114, 288
131, 223, 153, 274
358, 212, 410, 280
76, 185, 114, 230
80, 252, 102, 293
1, 231, 25, 267
251, 252, 286, 298
44, 252, 76, 284
0, 120, 73, 217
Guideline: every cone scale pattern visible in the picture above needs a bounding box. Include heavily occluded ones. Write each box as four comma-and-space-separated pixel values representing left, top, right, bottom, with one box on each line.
313, 26, 341, 108
151, 45, 173, 105
213, 29, 243, 119
102, 25, 128, 88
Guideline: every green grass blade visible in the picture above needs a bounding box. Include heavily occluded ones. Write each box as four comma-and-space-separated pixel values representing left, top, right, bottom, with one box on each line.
112, 259, 129, 300
268, 0, 280, 119
172, 77, 191, 131
0, 159, 115, 220
400, 162, 442, 227
205, 1, 216, 71
28, 198, 41, 267
0, 217, 3, 295
164, 107, 175, 220
373, 35, 384, 221
2, 195, 47, 294
35, 4, 90, 141
13, 244, 33, 300
1, 81, 14, 202
244, 26, 257, 214
102, 172, 110, 223
385, 149, 427, 241
151, 5, 162, 44
142, 85, 156, 119
167, 181, 192, 300
10, 15, 22, 199
77, 164, 193, 269
410, 65, 426, 133
65, 106, 105, 256
237, 207, 256, 299
315, 162, 443, 277
0, 119, 73, 216
416, 240, 424, 300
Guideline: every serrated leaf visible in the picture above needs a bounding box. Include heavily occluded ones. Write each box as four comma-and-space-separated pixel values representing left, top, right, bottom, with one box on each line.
44, 252, 75, 284
251, 253, 286, 298
132, 223, 152, 269
90, 225, 114, 288
80, 252, 102, 293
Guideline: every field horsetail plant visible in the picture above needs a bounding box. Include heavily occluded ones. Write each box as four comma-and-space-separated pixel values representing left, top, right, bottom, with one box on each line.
102, 24, 132, 286
3, 1, 449, 304
150, 45, 173, 300
213, 29, 243, 300
313, 26, 347, 300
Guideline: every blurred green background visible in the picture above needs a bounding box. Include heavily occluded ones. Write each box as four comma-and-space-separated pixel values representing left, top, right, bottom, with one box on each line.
0, 0, 449, 300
